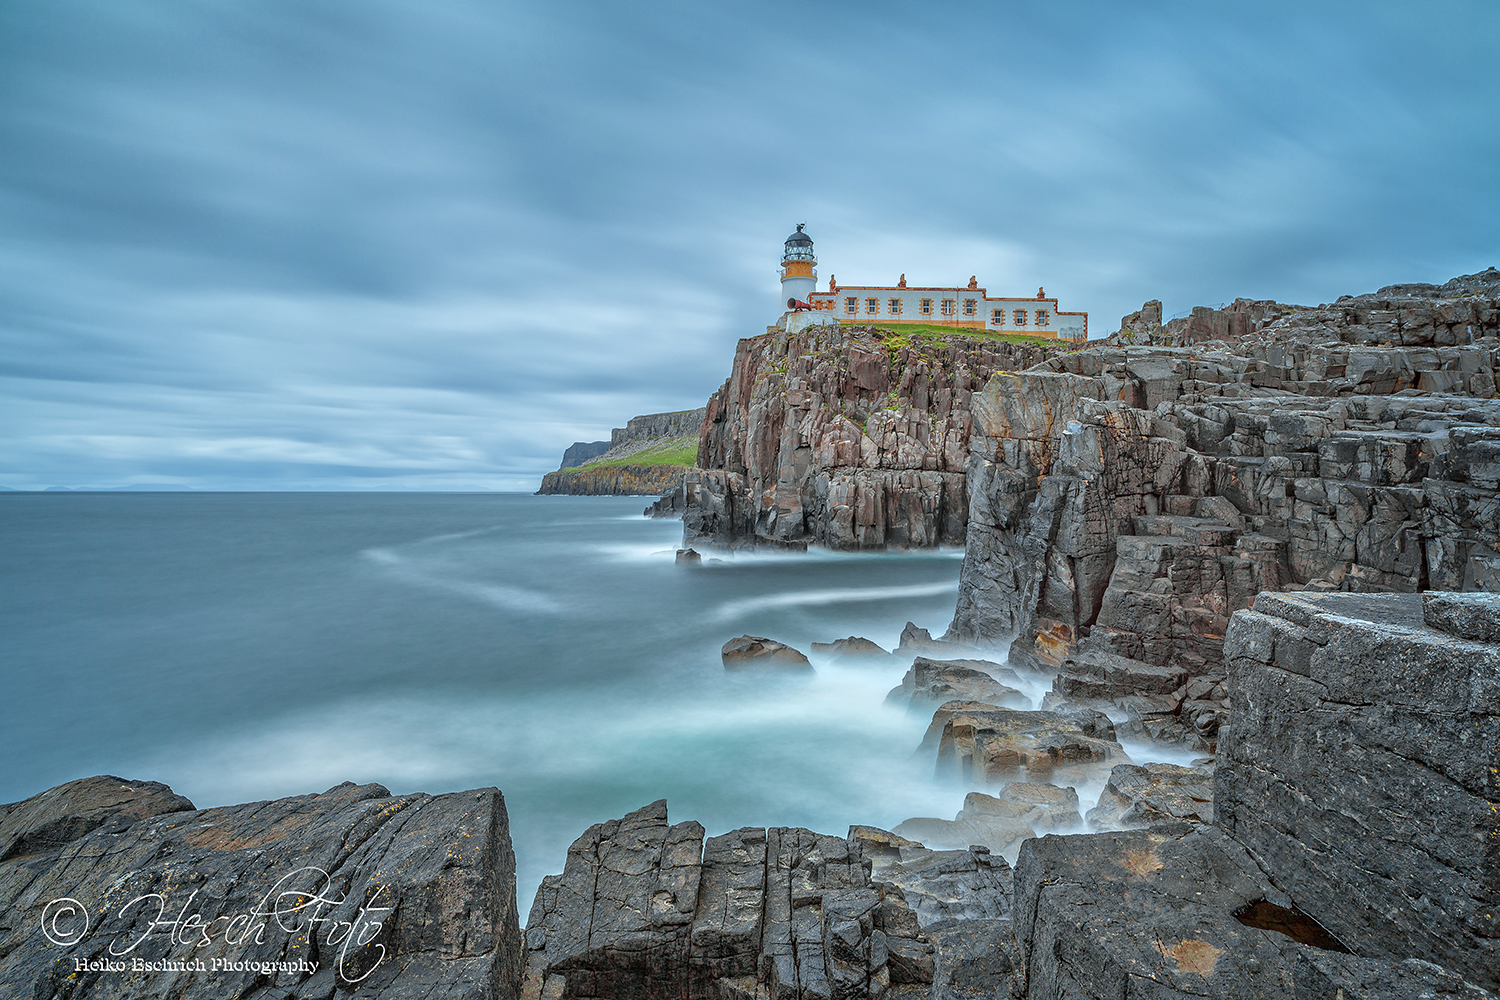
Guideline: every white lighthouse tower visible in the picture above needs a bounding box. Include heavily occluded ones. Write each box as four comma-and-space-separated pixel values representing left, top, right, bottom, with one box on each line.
780, 224, 817, 309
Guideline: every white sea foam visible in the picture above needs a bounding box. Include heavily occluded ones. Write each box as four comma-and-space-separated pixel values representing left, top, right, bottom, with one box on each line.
713, 582, 958, 622
360, 546, 563, 613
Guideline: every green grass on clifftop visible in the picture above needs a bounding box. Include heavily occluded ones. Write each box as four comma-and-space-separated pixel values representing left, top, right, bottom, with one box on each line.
583, 435, 698, 468
864, 323, 1073, 349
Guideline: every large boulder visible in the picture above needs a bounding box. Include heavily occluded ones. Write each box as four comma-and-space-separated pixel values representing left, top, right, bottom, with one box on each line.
0, 777, 523, 999
865, 843, 1013, 928
928, 704, 1131, 787
963, 783, 1082, 834
721, 635, 813, 672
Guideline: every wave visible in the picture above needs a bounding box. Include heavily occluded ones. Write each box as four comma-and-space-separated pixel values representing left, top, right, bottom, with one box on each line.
361, 547, 562, 614
712, 581, 957, 622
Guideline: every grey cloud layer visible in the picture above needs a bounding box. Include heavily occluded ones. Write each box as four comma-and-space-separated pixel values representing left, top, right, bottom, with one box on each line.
1, 0, 1496, 489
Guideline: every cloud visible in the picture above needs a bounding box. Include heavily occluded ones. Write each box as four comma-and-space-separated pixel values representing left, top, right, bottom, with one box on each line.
1, 0, 1496, 489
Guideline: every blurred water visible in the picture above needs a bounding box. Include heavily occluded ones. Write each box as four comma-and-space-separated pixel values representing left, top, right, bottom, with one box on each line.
0, 492, 982, 914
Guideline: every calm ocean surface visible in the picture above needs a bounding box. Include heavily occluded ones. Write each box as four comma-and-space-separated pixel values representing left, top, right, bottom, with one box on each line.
0, 492, 990, 912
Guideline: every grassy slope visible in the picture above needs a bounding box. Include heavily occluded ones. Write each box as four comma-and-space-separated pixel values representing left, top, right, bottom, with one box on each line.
581, 435, 698, 468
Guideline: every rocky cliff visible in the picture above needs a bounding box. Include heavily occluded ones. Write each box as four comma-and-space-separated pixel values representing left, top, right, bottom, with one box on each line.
559, 441, 609, 469
537, 408, 707, 497
537, 464, 684, 496
610, 409, 706, 449
947, 269, 1500, 750
668, 326, 1073, 550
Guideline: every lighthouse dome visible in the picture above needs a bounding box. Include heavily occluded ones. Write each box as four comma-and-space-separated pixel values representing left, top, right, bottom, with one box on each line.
782, 223, 815, 263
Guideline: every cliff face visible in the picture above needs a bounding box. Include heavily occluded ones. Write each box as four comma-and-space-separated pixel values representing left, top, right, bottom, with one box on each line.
559, 440, 608, 469
537, 464, 684, 496
610, 409, 705, 448
948, 270, 1500, 749
673, 326, 1072, 550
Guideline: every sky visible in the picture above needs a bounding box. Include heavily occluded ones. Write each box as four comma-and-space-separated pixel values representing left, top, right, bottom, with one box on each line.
2, 1, 1497, 491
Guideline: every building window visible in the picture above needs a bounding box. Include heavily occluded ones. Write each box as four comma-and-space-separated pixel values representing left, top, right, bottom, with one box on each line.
888, 298, 902, 315
1036, 309, 1049, 326
866, 297, 879, 315
941, 299, 955, 316
1013, 309, 1028, 326
963, 299, 977, 316
920, 298, 933, 315
845, 297, 858, 316
991, 308, 1004, 325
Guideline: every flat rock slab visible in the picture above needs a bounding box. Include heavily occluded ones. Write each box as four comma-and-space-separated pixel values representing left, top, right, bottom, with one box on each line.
1012, 824, 1495, 999
0, 776, 522, 1000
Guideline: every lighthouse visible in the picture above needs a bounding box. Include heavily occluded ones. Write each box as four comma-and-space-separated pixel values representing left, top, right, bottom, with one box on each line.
780, 224, 817, 308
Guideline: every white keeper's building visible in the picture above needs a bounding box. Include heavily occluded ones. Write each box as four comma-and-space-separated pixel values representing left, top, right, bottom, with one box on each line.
777, 225, 1087, 340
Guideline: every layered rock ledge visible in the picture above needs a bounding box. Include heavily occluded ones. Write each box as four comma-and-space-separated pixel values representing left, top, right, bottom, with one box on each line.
948, 269, 1500, 750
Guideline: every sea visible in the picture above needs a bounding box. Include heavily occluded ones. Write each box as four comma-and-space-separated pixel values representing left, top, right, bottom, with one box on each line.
1, 491, 1036, 913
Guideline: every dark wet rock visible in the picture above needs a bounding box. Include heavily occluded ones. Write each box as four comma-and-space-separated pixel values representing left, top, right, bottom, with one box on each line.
0, 778, 523, 1000
675, 547, 702, 564
885, 656, 1029, 712
846, 825, 923, 863
721, 635, 813, 672
810, 635, 897, 663
1086, 761, 1214, 831
522, 802, 931, 1000
1216, 590, 1500, 991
